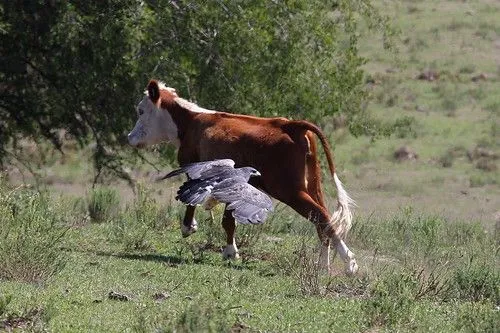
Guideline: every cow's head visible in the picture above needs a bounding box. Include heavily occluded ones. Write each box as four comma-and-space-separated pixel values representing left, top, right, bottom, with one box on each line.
128, 80, 180, 148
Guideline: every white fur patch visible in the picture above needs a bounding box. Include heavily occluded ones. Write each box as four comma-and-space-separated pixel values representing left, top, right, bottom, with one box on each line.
181, 218, 198, 237
174, 97, 216, 114
336, 239, 358, 276
144, 81, 178, 97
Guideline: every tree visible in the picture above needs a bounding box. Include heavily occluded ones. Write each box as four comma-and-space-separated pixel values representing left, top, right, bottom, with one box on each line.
0, 0, 394, 180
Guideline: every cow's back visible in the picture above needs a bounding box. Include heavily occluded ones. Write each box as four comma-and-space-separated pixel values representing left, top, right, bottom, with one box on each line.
178, 112, 311, 197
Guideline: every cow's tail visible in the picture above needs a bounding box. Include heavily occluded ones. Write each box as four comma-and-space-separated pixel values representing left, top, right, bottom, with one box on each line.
292, 120, 355, 239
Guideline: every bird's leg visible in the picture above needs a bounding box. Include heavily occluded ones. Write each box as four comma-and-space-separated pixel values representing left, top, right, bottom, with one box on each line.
181, 205, 198, 237
221, 206, 239, 259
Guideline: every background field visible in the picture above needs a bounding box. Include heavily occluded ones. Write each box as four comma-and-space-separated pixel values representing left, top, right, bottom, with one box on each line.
1, 0, 499, 332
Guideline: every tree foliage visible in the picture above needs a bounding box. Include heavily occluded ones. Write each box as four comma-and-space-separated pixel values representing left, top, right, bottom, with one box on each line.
0, 0, 394, 178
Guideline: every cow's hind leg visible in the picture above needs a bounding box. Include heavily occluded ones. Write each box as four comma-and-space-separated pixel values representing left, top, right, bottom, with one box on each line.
286, 191, 357, 275
305, 133, 326, 208
221, 206, 239, 259
181, 205, 198, 237
332, 235, 358, 276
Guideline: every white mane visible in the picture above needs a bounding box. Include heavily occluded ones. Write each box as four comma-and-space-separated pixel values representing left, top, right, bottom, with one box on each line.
174, 97, 217, 114
147, 81, 217, 114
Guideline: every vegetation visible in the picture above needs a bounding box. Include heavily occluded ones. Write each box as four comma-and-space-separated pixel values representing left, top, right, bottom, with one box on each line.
0, 180, 68, 284
0, 0, 395, 178
1, 0, 499, 332
0, 184, 498, 332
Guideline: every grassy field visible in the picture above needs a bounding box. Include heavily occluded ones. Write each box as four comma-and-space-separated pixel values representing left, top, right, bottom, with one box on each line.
1, 0, 499, 332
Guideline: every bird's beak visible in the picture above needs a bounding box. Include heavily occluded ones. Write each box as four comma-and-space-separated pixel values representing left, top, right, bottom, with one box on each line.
255, 171, 261, 177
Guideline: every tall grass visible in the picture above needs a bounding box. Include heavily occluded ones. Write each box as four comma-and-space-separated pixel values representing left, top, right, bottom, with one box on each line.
87, 186, 120, 223
352, 208, 499, 302
0, 181, 68, 283
109, 184, 176, 251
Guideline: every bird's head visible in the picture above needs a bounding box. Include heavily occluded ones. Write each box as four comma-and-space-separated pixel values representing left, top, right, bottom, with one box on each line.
243, 167, 261, 178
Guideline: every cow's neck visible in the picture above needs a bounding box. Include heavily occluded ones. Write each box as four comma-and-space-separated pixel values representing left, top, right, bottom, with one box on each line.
160, 103, 196, 146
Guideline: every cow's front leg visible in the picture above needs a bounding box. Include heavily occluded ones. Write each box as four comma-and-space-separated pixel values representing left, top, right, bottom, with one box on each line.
181, 205, 198, 237
221, 207, 239, 259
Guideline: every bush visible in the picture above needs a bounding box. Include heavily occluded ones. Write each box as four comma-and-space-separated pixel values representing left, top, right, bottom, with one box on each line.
363, 269, 418, 327
449, 261, 500, 303
454, 302, 499, 333
0, 182, 67, 283
87, 187, 120, 223
109, 184, 175, 251
172, 303, 234, 333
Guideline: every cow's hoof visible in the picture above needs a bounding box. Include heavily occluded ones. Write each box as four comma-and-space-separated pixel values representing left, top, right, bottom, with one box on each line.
181, 222, 198, 238
345, 258, 358, 276
222, 245, 240, 260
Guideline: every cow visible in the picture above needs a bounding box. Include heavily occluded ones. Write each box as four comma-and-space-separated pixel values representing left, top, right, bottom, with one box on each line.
128, 79, 358, 275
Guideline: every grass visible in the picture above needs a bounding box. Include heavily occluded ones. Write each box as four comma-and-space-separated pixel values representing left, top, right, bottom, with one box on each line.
2, 0, 500, 331
0, 183, 498, 332
0, 181, 68, 284
88, 187, 121, 223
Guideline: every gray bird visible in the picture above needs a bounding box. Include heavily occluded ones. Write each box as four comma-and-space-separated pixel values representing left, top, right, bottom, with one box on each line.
159, 159, 273, 224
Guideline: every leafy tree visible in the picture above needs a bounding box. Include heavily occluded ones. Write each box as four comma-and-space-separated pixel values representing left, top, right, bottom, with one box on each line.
0, 0, 395, 180
1, 1, 148, 181
144, 0, 370, 121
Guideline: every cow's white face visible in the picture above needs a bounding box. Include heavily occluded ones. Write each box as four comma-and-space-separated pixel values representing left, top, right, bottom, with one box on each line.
128, 96, 164, 148
128, 80, 181, 148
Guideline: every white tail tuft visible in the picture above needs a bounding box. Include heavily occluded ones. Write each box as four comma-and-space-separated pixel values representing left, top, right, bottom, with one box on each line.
330, 173, 356, 240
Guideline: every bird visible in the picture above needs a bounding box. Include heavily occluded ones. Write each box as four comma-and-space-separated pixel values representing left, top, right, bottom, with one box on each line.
158, 159, 273, 224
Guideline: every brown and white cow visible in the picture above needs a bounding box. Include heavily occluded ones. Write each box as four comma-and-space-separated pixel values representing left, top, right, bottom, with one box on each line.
128, 80, 358, 275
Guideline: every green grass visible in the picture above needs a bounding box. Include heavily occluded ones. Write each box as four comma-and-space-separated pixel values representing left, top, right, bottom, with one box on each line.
0, 184, 498, 332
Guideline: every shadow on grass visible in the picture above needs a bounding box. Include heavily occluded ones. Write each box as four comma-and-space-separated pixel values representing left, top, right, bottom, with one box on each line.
98, 251, 186, 266
61, 247, 186, 266
97, 250, 257, 271
62, 246, 260, 271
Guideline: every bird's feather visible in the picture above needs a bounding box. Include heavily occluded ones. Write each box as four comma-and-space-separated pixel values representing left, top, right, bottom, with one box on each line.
158, 159, 235, 181
161, 159, 273, 224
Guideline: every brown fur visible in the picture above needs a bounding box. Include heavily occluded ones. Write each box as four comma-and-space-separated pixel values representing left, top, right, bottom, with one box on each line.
150, 79, 343, 245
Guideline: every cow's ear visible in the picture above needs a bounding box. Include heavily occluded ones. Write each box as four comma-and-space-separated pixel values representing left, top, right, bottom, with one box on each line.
147, 80, 160, 104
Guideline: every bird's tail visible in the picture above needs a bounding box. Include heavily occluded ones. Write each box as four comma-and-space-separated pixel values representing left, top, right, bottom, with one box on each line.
156, 168, 185, 182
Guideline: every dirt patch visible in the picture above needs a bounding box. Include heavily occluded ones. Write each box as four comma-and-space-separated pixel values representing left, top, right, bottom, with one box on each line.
416, 70, 439, 81
394, 146, 418, 162
0, 308, 44, 331
468, 146, 498, 172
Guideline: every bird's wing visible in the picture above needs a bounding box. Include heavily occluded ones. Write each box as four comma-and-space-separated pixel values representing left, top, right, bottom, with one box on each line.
211, 182, 273, 225
176, 178, 215, 206
174, 171, 239, 206
157, 159, 235, 181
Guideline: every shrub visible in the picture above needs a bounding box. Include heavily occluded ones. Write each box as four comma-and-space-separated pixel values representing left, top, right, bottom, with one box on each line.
172, 303, 234, 333
109, 184, 175, 251
134, 301, 236, 333
449, 261, 500, 303
273, 236, 323, 296
87, 186, 120, 223
363, 269, 418, 327
454, 302, 499, 333
0, 182, 67, 283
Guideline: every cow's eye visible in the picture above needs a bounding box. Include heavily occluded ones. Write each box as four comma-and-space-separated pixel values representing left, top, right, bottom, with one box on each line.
138, 109, 144, 116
